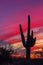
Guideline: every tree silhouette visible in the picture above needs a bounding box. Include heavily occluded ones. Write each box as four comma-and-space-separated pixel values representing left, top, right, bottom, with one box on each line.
0, 47, 12, 63
19, 16, 36, 59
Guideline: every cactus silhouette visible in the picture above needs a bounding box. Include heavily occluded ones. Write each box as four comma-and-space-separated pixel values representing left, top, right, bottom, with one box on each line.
19, 16, 36, 59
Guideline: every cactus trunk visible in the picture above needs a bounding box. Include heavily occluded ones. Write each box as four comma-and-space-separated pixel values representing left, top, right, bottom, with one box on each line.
26, 47, 30, 59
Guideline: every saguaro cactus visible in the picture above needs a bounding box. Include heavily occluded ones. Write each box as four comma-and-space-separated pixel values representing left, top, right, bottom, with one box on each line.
19, 16, 36, 59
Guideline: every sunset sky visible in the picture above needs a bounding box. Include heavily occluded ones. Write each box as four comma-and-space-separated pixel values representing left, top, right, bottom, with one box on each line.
0, 0, 43, 55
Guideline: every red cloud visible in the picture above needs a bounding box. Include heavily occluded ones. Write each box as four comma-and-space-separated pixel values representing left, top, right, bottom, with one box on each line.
0, 20, 43, 42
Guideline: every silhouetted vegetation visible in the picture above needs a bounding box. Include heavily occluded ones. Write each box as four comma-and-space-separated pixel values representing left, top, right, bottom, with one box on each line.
19, 16, 36, 59
0, 16, 43, 65
0, 47, 12, 63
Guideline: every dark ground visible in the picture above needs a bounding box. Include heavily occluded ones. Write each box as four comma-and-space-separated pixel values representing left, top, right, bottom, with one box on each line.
0, 57, 43, 65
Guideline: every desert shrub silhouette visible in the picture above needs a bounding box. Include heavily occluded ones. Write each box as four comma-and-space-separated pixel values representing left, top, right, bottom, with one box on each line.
19, 16, 36, 59
0, 47, 12, 62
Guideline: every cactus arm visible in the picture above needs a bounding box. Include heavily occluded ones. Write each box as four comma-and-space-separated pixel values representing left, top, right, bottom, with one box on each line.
30, 30, 36, 47
33, 37, 36, 43
19, 24, 26, 47
27, 16, 30, 41
32, 31, 36, 45
31, 37, 36, 47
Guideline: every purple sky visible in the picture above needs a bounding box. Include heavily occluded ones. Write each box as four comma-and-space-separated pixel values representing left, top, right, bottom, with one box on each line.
0, 0, 43, 42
